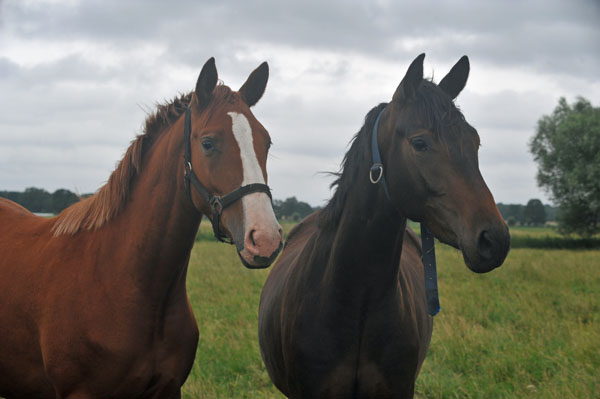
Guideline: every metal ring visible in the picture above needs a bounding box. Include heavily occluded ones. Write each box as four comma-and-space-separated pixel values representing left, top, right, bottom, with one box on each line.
369, 164, 384, 184
184, 161, 193, 178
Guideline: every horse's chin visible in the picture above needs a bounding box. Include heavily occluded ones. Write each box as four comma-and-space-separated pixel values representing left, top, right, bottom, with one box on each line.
462, 252, 501, 274
237, 243, 282, 270
432, 227, 506, 274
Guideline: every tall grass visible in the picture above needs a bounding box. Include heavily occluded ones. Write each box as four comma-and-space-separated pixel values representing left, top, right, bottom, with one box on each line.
415, 246, 598, 399
183, 224, 599, 398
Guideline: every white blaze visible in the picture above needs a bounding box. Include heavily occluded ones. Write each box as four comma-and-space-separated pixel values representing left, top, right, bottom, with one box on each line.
227, 112, 279, 241
228, 112, 265, 185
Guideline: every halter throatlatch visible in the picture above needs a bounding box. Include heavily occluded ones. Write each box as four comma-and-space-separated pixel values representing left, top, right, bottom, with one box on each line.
369, 107, 441, 316
183, 107, 272, 244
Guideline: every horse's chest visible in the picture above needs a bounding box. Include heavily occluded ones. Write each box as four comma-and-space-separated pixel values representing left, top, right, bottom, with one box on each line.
320, 302, 424, 393
41, 297, 198, 397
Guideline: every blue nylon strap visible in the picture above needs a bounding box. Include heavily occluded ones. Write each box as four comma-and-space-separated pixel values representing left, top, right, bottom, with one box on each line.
370, 107, 441, 317
420, 224, 441, 316
370, 110, 392, 201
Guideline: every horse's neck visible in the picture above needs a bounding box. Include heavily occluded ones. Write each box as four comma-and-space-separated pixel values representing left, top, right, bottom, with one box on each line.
101, 123, 201, 301
323, 180, 406, 296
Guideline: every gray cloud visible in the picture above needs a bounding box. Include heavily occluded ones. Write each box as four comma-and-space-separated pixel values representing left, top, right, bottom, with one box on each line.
7, 0, 599, 75
1, 0, 599, 206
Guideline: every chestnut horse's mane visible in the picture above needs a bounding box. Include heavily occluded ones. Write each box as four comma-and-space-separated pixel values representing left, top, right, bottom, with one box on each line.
52, 84, 234, 236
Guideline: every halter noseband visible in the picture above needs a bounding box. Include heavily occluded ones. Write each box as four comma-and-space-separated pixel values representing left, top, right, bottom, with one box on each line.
370, 107, 441, 316
183, 107, 272, 244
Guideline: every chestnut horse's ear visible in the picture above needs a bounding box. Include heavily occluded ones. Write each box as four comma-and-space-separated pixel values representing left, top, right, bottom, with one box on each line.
195, 57, 218, 108
239, 62, 269, 107
393, 53, 425, 104
438, 55, 470, 100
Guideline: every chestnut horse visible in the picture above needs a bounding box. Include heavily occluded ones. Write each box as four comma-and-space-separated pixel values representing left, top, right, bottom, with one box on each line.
0, 58, 283, 399
258, 54, 510, 398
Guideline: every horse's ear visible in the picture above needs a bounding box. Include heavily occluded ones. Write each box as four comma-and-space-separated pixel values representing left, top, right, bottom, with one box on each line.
393, 53, 425, 104
239, 62, 269, 107
195, 57, 218, 108
438, 56, 469, 100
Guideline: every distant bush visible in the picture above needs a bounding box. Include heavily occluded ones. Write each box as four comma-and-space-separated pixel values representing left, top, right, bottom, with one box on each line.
510, 235, 600, 249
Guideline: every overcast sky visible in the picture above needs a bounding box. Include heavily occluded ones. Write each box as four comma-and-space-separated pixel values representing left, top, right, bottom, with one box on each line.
1, 0, 599, 207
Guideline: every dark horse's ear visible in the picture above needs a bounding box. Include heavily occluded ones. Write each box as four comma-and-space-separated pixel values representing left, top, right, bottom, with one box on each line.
438, 56, 469, 100
393, 53, 425, 104
195, 57, 218, 108
239, 62, 269, 107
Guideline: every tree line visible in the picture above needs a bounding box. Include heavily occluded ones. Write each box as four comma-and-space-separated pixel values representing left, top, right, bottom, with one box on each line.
0, 188, 320, 220
2, 188, 555, 228
272, 197, 317, 221
497, 199, 555, 227
0, 187, 81, 214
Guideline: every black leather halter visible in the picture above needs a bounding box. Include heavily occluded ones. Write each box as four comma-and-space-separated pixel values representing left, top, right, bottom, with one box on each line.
183, 107, 272, 244
370, 107, 441, 316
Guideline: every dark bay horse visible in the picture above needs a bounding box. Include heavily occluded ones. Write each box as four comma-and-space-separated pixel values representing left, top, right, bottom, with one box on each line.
258, 54, 510, 398
0, 58, 283, 399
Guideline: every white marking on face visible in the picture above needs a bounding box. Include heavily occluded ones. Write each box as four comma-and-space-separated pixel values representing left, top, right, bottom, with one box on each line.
227, 112, 280, 256
228, 112, 265, 185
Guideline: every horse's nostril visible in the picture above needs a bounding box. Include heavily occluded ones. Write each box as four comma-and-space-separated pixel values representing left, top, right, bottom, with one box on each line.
477, 230, 494, 260
249, 229, 257, 247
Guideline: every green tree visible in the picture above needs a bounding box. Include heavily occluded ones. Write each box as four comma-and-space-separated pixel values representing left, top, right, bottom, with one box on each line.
272, 197, 314, 220
530, 97, 600, 236
20, 187, 52, 213
51, 189, 80, 213
523, 199, 546, 226
497, 203, 525, 225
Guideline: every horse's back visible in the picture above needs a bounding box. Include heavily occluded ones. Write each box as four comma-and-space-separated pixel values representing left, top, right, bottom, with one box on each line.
264, 210, 321, 289
284, 210, 321, 250
0, 197, 32, 214
0, 197, 57, 272
0, 197, 54, 235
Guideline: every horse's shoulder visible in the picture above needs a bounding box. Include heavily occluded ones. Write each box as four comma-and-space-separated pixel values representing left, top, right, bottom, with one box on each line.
403, 226, 422, 256
399, 226, 424, 283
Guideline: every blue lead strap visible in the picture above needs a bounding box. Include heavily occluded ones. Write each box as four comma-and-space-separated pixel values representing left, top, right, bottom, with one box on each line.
370, 107, 441, 317
420, 224, 441, 316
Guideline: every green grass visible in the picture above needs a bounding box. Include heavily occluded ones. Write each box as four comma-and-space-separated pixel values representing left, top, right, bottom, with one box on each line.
183, 241, 279, 398
183, 224, 599, 398
508, 226, 600, 249
415, 246, 599, 399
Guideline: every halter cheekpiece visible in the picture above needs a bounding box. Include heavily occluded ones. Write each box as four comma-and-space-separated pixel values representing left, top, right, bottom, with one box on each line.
369, 107, 441, 316
183, 107, 272, 244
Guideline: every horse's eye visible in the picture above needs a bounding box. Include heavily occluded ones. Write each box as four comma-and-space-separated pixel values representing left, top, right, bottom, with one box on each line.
411, 137, 428, 152
201, 139, 214, 152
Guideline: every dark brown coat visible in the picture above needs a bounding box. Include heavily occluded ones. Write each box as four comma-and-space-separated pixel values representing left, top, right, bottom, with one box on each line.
258, 54, 510, 398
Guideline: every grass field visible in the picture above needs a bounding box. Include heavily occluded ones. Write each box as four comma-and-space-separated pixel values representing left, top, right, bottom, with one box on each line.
182, 224, 599, 398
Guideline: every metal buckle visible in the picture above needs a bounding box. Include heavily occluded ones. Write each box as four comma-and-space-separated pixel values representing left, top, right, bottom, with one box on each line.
369, 163, 384, 184
210, 196, 223, 215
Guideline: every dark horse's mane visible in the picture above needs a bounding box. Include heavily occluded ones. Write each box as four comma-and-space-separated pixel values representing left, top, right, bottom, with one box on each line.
52, 84, 235, 236
319, 80, 468, 229
319, 103, 387, 229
